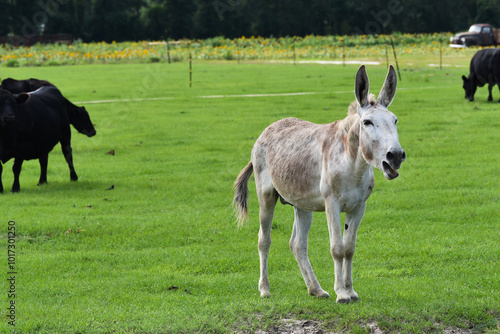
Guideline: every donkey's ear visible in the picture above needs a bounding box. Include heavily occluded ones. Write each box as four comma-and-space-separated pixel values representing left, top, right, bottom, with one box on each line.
355, 65, 370, 110
377, 65, 397, 107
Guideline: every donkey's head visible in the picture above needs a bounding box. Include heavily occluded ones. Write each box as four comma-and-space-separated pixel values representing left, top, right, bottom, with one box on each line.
354, 65, 405, 180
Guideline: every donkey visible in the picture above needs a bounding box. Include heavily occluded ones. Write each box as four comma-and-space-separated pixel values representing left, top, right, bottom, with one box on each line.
233, 65, 405, 304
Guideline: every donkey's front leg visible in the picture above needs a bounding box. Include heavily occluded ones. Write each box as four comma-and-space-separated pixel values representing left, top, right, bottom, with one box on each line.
325, 198, 351, 303
343, 203, 366, 302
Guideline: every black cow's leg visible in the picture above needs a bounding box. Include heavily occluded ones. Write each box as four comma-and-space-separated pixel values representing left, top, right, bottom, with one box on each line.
0, 163, 3, 193
11, 159, 23, 193
61, 142, 78, 181
488, 84, 493, 101
38, 155, 49, 186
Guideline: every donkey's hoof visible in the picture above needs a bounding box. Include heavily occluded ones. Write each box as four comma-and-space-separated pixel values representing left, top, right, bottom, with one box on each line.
317, 291, 330, 299
336, 295, 351, 304
310, 288, 330, 299
336, 297, 351, 304
348, 290, 359, 302
260, 291, 271, 298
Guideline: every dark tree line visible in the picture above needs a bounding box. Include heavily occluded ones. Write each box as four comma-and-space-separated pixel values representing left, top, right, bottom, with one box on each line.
1, 0, 500, 42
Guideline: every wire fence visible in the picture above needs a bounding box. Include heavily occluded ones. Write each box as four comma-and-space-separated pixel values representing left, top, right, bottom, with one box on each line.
0, 33, 486, 67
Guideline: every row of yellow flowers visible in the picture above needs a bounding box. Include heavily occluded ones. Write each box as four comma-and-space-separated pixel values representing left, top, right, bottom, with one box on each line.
0, 34, 483, 66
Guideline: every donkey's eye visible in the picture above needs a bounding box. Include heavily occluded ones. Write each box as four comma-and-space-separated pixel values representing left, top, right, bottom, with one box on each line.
394, 119, 398, 125
363, 120, 373, 126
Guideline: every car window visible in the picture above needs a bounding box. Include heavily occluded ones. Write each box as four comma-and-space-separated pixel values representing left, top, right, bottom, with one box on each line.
469, 25, 481, 33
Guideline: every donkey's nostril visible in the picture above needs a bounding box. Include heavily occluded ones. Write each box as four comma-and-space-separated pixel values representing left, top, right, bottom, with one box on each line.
401, 151, 406, 161
386, 151, 395, 161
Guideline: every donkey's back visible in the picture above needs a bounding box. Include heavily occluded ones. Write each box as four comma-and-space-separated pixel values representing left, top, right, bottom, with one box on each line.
251, 117, 344, 212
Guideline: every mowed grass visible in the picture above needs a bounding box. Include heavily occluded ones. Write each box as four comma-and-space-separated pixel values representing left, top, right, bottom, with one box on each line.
0, 60, 499, 333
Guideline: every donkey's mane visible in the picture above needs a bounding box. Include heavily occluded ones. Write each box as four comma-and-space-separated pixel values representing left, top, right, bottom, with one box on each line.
347, 93, 376, 116
342, 93, 376, 131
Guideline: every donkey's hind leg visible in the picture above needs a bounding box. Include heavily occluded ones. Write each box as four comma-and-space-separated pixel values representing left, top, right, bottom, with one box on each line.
290, 207, 330, 298
256, 184, 279, 298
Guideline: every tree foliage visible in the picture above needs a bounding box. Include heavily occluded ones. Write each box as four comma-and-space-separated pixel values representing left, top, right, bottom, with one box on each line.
0, 0, 497, 41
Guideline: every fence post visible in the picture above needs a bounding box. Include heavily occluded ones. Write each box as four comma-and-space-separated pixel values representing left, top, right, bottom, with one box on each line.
385, 43, 389, 68
343, 38, 346, 67
440, 39, 443, 70
293, 36, 296, 65
167, 39, 171, 64
189, 42, 192, 88
237, 38, 240, 64
390, 37, 401, 81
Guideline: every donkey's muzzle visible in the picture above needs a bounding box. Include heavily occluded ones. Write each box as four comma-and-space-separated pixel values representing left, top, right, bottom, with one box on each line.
386, 149, 406, 170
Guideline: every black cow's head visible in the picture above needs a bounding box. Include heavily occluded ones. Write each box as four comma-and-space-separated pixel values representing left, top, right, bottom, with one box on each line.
69, 106, 97, 137
0, 89, 29, 127
1, 78, 53, 94
462, 75, 476, 101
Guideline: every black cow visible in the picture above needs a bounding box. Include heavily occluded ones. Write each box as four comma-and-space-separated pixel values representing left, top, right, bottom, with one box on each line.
0, 78, 96, 137
0, 86, 90, 192
0, 78, 53, 93
462, 48, 500, 102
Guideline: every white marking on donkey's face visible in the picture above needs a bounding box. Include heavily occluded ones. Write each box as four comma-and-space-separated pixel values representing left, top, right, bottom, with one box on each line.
355, 65, 406, 180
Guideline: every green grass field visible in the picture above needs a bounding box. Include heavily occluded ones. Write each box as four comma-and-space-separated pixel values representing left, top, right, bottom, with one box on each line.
0, 59, 499, 333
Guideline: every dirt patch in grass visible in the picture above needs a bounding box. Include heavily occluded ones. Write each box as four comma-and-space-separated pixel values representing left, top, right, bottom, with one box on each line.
251, 318, 478, 334
255, 319, 334, 334
253, 319, 386, 334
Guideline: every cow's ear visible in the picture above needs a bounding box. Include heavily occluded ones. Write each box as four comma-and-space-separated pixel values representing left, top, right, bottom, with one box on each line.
462, 75, 467, 82
14, 93, 30, 104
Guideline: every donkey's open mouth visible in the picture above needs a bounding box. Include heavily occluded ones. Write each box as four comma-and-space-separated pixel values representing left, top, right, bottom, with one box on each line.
383, 161, 399, 179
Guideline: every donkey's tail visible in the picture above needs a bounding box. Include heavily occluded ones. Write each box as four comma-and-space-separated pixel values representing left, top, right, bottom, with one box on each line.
233, 161, 254, 228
